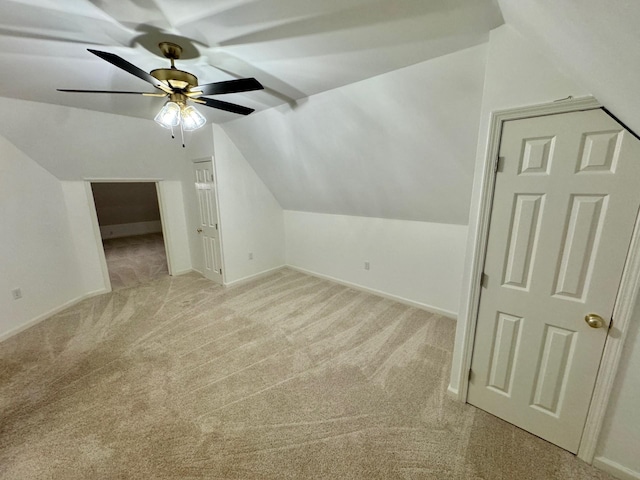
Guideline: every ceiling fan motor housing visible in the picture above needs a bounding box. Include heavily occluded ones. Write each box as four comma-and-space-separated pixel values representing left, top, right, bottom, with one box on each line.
150, 68, 198, 91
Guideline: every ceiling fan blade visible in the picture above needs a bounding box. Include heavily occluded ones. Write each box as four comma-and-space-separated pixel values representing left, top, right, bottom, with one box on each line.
87, 49, 172, 93
57, 89, 166, 97
189, 78, 264, 96
194, 97, 255, 115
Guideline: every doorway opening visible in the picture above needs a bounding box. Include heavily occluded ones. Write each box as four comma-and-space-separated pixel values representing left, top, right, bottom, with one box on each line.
90, 182, 169, 290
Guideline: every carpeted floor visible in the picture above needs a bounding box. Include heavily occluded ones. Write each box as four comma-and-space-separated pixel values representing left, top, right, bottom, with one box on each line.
102, 232, 169, 290
0, 269, 614, 479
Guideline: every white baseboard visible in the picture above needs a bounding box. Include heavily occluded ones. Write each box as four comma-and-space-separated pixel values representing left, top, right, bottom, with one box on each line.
593, 457, 640, 480
224, 266, 286, 287
0, 288, 109, 343
171, 268, 195, 276
100, 220, 162, 239
286, 265, 457, 319
447, 384, 461, 400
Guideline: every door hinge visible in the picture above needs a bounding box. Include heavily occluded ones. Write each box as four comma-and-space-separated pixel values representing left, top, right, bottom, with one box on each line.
215, 223, 218, 230
495, 156, 505, 173
468, 368, 473, 382
219, 268, 222, 275
481, 272, 489, 288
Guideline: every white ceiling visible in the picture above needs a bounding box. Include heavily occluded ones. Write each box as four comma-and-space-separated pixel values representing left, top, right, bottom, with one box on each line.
0, 0, 503, 124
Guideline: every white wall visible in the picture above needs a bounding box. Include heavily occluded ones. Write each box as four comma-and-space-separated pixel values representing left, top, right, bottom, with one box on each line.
498, 0, 640, 138
595, 294, 640, 477
449, 24, 590, 394
157, 181, 193, 276
61, 182, 110, 296
223, 44, 487, 225
446, 24, 640, 480
285, 210, 466, 317
0, 135, 84, 339
0, 96, 192, 181
212, 126, 285, 284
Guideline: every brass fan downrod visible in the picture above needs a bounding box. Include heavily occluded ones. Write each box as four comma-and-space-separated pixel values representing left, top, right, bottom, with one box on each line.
151, 42, 198, 91
158, 41, 182, 68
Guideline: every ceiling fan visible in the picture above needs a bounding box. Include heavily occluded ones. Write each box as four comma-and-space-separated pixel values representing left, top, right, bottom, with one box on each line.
58, 42, 264, 144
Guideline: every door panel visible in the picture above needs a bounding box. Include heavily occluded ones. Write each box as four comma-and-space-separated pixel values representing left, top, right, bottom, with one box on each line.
193, 161, 223, 284
553, 194, 606, 300
502, 194, 544, 289
468, 109, 640, 452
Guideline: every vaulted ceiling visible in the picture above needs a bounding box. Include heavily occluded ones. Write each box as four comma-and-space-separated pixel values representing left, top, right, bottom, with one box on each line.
0, 0, 503, 124
3, 1, 639, 226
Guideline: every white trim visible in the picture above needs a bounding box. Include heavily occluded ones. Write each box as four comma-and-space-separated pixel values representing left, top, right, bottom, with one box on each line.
450, 96, 640, 463
447, 385, 459, 399
452, 96, 602, 402
593, 457, 640, 480
155, 181, 174, 276
286, 265, 457, 319
84, 177, 164, 182
99, 220, 162, 239
192, 156, 214, 165
0, 289, 108, 343
172, 268, 196, 276
224, 266, 286, 287
211, 157, 226, 284
578, 209, 640, 461
84, 181, 112, 292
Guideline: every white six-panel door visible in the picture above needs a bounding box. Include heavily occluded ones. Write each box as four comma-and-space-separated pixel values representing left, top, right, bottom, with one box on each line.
193, 161, 223, 285
468, 109, 640, 452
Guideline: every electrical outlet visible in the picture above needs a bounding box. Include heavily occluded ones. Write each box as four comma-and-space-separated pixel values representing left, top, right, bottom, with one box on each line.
248, 252, 253, 260
364, 262, 370, 271
11, 288, 22, 300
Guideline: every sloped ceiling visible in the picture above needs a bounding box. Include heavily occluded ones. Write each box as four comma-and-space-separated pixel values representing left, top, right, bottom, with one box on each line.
223, 45, 487, 225
498, 0, 640, 135
0, 96, 189, 180
0, 0, 502, 124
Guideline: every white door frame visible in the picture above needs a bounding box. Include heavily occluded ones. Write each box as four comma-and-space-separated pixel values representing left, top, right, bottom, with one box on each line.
452, 96, 640, 462
84, 178, 173, 292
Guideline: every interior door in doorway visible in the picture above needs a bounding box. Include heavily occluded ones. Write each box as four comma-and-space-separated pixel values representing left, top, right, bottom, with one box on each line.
193, 161, 223, 284
467, 109, 640, 452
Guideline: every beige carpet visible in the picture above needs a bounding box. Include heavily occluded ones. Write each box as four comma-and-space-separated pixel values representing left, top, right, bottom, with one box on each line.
0, 269, 614, 479
102, 232, 169, 290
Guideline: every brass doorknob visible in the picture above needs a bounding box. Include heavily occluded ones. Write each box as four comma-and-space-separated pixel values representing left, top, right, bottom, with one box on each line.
196, 228, 203, 233
584, 313, 605, 329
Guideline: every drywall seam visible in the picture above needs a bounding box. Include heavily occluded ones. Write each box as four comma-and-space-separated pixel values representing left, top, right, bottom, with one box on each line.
286, 265, 457, 319
0, 289, 108, 343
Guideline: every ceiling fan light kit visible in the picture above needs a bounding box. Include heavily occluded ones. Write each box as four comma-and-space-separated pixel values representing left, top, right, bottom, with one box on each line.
58, 41, 264, 147
181, 106, 206, 131
154, 101, 181, 128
